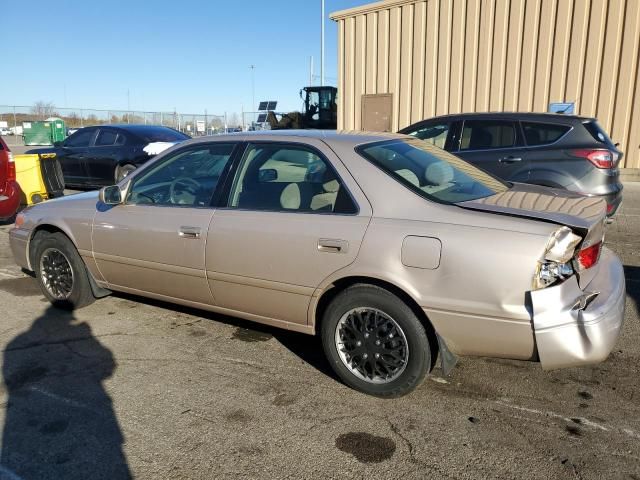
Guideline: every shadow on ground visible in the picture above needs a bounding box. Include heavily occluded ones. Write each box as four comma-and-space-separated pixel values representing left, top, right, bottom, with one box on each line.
114, 291, 339, 383
624, 265, 640, 318
1, 306, 131, 479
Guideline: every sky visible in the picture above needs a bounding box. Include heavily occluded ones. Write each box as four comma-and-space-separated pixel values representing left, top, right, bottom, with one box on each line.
1, 0, 366, 116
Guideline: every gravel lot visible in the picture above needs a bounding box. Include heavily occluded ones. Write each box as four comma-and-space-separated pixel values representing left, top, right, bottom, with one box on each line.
0, 185, 638, 479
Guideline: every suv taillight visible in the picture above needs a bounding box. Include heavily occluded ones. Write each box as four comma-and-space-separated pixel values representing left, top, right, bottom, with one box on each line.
569, 149, 617, 169
6, 151, 16, 181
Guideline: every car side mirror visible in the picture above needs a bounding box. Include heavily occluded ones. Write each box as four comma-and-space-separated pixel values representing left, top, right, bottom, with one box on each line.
259, 168, 278, 182
99, 185, 123, 205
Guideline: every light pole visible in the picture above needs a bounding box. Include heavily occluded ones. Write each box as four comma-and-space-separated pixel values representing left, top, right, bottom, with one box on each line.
321, 0, 325, 86
249, 65, 256, 124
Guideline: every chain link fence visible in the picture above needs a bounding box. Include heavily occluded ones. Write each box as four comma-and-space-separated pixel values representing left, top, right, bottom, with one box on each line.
0, 105, 228, 145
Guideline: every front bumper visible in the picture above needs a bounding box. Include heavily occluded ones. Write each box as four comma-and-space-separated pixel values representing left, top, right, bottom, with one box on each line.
9, 226, 31, 271
531, 247, 625, 369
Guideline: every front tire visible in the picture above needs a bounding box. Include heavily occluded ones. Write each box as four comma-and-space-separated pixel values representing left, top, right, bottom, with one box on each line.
321, 284, 431, 397
34, 232, 96, 310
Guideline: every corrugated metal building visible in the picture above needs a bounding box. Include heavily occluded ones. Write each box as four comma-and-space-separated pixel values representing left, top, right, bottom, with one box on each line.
330, 0, 640, 175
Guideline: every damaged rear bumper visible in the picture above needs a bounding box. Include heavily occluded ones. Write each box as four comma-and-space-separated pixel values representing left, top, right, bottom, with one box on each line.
531, 247, 625, 370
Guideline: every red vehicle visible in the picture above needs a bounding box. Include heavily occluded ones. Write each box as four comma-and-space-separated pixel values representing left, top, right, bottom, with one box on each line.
0, 137, 20, 221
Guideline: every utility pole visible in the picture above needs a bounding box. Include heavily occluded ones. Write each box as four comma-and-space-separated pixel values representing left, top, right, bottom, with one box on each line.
249, 65, 256, 123
127, 89, 130, 123
321, 0, 325, 86
309, 56, 314, 86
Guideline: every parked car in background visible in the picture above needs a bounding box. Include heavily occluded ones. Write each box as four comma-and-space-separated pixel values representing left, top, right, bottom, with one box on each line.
27, 125, 190, 188
0, 127, 12, 136
10, 131, 625, 397
400, 113, 624, 215
0, 136, 20, 221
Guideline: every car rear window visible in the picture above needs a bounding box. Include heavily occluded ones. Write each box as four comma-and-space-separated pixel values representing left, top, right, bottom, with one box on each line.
358, 139, 509, 204
583, 121, 614, 145
521, 122, 570, 146
130, 127, 190, 143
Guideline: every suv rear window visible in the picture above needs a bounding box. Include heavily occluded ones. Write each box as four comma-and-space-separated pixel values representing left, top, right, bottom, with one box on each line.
358, 139, 509, 204
521, 122, 570, 146
583, 121, 614, 145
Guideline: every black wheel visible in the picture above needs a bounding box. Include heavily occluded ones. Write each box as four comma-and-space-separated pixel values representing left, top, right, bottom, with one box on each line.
115, 164, 136, 182
34, 232, 95, 310
321, 284, 431, 397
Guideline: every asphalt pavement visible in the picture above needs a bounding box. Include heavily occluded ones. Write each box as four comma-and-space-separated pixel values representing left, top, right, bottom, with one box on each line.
0, 185, 638, 479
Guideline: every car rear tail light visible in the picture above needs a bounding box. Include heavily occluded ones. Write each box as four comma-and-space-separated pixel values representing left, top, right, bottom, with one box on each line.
569, 149, 617, 169
575, 241, 602, 270
6, 151, 16, 181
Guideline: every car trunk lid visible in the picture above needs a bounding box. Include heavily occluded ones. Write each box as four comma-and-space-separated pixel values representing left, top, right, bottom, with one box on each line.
457, 182, 606, 231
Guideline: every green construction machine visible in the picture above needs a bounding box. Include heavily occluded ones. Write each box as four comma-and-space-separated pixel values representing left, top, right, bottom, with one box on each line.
267, 86, 337, 130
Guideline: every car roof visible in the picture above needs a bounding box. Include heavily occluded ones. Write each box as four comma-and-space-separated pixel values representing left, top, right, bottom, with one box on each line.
184, 129, 407, 147
103, 124, 184, 134
410, 112, 595, 123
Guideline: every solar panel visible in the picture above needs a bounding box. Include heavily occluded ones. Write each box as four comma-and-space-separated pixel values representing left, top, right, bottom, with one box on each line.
257, 113, 268, 123
266, 101, 277, 111
258, 101, 269, 111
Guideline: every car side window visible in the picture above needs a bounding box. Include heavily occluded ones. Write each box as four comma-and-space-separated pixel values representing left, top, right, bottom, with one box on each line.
127, 143, 235, 207
521, 122, 570, 146
460, 120, 516, 150
64, 129, 95, 148
228, 143, 357, 214
406, 123, 449, 149
95, 129, 118, 146
115, 133, 127, 146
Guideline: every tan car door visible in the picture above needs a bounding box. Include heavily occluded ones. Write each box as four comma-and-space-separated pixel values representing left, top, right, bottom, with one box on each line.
206, 140, 372, 328
92, 143, 238, 305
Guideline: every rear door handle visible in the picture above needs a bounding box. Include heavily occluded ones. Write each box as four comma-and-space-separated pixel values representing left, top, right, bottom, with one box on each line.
318, 238, 348, 253
179, 226, 201, 239
498, 156, 523, 163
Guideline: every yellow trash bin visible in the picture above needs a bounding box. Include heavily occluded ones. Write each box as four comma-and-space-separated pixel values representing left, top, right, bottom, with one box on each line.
15, 153, 65, 205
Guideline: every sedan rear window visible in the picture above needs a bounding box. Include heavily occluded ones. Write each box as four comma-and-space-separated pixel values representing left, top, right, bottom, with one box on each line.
127, 127, 190, 143
358, 139, 509, 204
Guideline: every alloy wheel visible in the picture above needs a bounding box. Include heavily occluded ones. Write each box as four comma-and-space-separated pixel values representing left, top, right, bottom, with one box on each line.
335, 307, 409, 384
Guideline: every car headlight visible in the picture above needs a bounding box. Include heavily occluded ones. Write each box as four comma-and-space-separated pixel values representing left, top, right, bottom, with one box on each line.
533, 226, 582, 290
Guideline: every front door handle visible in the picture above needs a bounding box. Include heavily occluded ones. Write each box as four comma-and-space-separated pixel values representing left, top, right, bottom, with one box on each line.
318, 238, 348, 253
498, 156, 523, 163
179, 226, 201, 239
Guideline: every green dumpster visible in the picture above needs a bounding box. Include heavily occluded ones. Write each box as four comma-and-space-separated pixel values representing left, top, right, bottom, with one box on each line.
22, 118, 66, 146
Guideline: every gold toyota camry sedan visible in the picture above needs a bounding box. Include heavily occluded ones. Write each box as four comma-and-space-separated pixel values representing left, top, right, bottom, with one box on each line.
10, 131, 625, 397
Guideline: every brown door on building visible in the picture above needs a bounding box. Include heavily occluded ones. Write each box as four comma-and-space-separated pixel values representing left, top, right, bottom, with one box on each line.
361, 94, 392, 132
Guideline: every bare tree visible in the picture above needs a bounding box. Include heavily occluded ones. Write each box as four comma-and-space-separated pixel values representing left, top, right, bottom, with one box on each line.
227, 112, 240, 128
31, 101, 57, 119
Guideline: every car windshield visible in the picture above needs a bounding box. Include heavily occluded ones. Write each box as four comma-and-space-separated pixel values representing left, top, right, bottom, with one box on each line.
357, 138, 509, 203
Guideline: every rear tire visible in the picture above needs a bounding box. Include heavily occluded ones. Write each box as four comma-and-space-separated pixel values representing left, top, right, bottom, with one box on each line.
115, 164, 136, 182
34, 232, 96, 310
321, 284, 430, 397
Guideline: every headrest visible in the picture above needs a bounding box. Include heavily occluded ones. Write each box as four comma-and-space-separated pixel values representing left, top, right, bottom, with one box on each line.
425, 162, 454, 185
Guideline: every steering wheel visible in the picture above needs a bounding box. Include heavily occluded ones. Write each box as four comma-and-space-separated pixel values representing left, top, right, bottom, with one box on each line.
169, 177, 201, 205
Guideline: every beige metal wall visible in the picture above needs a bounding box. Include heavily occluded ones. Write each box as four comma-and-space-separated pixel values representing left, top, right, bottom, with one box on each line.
331, 0, 640, 171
